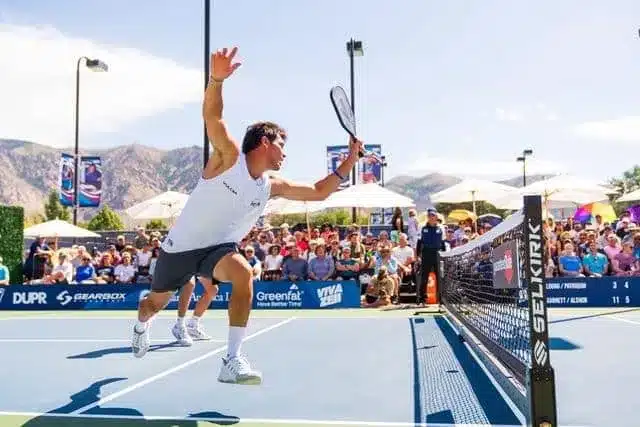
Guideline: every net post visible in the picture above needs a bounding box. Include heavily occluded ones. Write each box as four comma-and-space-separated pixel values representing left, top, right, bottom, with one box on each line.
522, 195, 557, 427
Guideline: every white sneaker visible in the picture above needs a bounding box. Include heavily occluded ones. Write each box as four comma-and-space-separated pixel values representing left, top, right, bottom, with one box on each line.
172, 323, 193, 346
132, 324, 150, 358
217, 355, 262, 385
187, 321, 211, 341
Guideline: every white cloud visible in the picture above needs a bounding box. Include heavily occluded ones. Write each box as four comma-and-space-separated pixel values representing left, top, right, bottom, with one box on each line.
0, 24, 202, 147
495, 108, 524, 122
404, 154, 563, 180
573, 116, 640, 143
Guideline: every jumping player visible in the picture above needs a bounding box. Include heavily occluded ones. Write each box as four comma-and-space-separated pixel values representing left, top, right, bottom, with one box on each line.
131, 46, 364, 385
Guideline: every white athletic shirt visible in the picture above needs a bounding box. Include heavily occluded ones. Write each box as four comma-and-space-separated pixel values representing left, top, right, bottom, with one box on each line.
161, 155, 271, 253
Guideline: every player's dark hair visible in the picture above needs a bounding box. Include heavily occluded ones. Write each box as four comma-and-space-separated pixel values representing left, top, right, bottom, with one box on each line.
242, 121, 287, 154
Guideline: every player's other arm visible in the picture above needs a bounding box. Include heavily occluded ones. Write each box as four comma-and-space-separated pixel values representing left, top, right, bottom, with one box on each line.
203, 47, 242, 177
270, 139, 362, 201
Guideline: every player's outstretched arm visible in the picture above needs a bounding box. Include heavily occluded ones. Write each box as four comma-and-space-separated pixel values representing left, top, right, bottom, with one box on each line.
270, 138, 363, 201
203, 47, 242, 176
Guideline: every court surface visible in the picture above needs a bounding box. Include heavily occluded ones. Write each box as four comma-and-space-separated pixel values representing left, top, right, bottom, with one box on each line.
0, 307, 636, 427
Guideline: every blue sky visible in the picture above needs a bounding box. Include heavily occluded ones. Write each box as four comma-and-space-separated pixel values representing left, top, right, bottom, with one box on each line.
2, 0, 640, 185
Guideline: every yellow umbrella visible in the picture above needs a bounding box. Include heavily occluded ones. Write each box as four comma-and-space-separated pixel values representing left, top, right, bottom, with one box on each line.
573, 202, 617, 223
447, 209, 477, 223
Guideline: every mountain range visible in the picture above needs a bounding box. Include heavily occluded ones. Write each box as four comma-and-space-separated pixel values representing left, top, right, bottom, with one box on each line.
0, 139, 548, 219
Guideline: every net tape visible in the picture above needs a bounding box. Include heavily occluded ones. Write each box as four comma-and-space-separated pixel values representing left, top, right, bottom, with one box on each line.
440, 210, 530, 384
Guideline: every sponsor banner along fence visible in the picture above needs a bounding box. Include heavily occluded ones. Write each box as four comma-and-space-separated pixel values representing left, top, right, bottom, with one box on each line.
517, 276, 640, 307
0, 280, 361, 310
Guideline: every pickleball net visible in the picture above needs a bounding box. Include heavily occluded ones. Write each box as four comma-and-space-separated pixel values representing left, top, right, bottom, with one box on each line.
437, 195, 557, 427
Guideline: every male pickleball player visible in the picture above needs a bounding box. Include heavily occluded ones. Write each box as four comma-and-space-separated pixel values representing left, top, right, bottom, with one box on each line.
171, 276, 219, 346
416, 208, 445, 306
131, 46, 364, 385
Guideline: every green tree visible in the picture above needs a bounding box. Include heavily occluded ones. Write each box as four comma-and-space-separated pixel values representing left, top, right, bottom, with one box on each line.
24, 213, 46, 228
43, 190, 70, 221
87, 206, 125, 231
608, 165, 640, 214
145, 219, 167, 230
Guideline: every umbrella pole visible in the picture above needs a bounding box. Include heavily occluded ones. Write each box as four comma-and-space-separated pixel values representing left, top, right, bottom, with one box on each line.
472, 191, 477, 217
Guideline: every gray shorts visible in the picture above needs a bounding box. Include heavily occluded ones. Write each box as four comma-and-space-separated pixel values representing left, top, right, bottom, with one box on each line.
151, 242, 238, 292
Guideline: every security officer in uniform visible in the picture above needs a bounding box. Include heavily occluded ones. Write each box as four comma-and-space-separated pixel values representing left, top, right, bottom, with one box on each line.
416, 208, 445, 305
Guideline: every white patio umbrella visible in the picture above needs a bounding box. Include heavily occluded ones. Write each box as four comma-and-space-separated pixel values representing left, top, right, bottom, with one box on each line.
125, 191, 189, 220
263, 197, 326, 215
617, 188, 640, 203
430, 179, 517, 215
24, 219, 101, 238
321, 183, 415, 209
489, 175, 613, 210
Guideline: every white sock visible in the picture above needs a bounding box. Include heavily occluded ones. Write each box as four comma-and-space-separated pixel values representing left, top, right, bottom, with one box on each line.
135, 320, 147, 332
177, 316, 185, 326
227, 326, 246, 359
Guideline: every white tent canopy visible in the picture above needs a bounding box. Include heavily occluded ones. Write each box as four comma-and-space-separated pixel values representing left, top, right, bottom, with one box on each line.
321, 183, 415, 209
24, 219, 101, 239
125, 191, 189, 220
617, 188, 640, 203
430, 179, 517, 214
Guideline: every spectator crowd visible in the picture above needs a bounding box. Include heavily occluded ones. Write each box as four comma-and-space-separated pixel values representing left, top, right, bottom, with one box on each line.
4, 206, 639, 307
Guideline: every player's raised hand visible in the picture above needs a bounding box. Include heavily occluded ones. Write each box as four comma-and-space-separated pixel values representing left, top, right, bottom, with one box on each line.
211, 47, 241, 81
348, 137, 364, 159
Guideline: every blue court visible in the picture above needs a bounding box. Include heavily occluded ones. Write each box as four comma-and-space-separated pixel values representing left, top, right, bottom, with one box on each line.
0, 308, 636, 427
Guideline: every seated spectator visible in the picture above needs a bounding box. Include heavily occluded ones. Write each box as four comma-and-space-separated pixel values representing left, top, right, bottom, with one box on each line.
558, 242, 584, 277
374, 245, 399, 300
282, 246, 307, 281
0, 256, 9, 285
335, 246, 360, 280
136, 242, 153, 275
307, 239, 319, 262
114, 235, 127, 252
114, 253, 136, 283
134, 226, 149, 249
308, 244, 335, 281
582, 242, 608, 277
262, 244, 283, 281
392, 233, 415, 280
243, 246, 262, 279
634, 232, 640, 259
362, 266, 394, 308
49, 252, 73, 284
612, 242, 638, 276
105, 245, 122, 265
95, 253, 116, 283
603, 234, 621, 262
75, 255, 97, 283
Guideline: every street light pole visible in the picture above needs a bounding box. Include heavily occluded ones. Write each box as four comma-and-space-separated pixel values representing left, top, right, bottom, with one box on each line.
381, 155, 387, 187
346, 38, 363, 223
203, 0, 211, 168
516, 149, 533, 187
73, 57, 108, 225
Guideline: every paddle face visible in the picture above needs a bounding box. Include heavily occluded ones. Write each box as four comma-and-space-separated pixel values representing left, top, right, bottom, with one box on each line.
330, 86, 356, 138
330, 85, 384, 161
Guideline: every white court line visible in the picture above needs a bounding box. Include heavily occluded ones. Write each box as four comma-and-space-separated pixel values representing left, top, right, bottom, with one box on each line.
0, 410, 593, 427
605, 315, 640, 325
0, 338, 224, 343
439, 316, 526, 427
69, 316, 296, 415
0, 411, 530, 427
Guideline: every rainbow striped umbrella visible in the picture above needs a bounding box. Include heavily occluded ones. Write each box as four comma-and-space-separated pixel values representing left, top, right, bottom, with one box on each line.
573, 202, 616, 224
